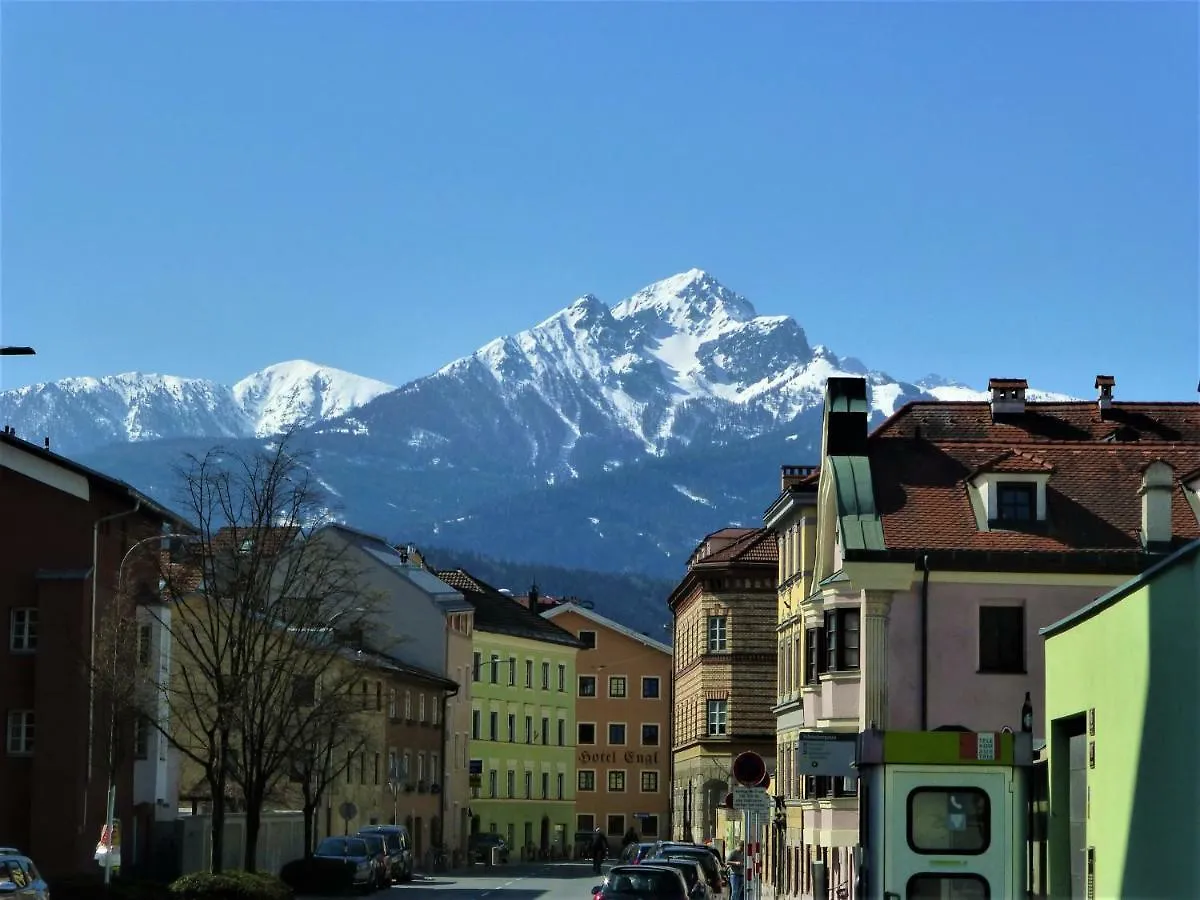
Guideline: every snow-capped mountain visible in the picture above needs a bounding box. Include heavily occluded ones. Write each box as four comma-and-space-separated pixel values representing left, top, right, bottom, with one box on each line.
0, 270, 1071, 581
317, 269, 1068, 481
0, 360, 394, 451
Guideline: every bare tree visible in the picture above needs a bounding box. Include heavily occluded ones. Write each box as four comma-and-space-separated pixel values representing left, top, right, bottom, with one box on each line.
287, 672, 371, 857
150, 430, 377, 873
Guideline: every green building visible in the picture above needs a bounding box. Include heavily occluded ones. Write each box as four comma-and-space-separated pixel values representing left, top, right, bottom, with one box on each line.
1041, 537, 1200, 899
434, 571, 583, 857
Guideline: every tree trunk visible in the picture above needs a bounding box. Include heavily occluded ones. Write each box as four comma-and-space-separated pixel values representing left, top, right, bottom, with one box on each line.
210, 780, 227, 874
243, 792, 263, 874
301, 782, 316, 859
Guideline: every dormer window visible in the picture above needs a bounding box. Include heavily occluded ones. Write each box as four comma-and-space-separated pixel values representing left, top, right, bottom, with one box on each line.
995, 482, 1036, 523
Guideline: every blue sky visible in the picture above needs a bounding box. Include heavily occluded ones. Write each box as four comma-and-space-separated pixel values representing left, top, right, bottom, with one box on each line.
2, 1, 1196, 399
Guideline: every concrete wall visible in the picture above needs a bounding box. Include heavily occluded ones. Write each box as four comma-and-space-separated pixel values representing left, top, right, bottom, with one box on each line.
177, 811, 305, 875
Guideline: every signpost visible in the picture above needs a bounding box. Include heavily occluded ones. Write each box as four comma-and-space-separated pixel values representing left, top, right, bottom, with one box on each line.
731, 753, 768, 900
796, 731, 858, 777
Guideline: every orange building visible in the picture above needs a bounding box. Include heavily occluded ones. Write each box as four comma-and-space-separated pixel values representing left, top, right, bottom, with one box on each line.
542, 603, 673, 851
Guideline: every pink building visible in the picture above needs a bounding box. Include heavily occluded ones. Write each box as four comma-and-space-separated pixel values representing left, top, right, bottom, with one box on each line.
766, 375, 1200, 900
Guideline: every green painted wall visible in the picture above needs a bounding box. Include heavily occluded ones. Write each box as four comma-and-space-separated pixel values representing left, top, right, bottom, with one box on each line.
467, 632, 578, 855
1044, 547, 1200, 898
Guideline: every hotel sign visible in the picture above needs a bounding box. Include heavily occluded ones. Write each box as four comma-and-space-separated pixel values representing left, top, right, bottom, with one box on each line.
578, 750, 660, 765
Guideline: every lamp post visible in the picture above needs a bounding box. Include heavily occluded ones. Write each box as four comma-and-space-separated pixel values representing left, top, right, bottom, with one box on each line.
95, 531, 192, 884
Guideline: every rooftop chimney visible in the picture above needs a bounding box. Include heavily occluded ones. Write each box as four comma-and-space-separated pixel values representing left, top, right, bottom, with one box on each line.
988, 378, 1028, 418
43, 437, 50, 450
1140, 460, 1174, 549
780, 465, 818, 491
1095, 375, 1115, 414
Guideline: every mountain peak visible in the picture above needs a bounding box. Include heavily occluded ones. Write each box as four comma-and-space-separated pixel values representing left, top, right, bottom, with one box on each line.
611, 270, 756, 334
232, 360, 396, 436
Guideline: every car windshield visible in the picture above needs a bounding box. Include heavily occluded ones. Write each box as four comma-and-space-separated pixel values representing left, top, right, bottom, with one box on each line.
603, 868, 685, 898
316, 837, 367, 857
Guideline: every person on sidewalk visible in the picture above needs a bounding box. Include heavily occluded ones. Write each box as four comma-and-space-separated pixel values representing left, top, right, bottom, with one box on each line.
726, 842, 745, 900
590, 828, 608, 875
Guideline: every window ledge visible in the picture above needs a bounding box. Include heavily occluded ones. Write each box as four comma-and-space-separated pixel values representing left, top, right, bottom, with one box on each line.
977, 668, 1028, 676
819, 670, 860, 683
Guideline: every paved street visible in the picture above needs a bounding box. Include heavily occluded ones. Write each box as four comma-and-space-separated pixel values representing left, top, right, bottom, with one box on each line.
342, 861, 604, 900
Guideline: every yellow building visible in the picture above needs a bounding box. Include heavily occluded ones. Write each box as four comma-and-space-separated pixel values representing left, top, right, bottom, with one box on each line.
761, 465, 820, 894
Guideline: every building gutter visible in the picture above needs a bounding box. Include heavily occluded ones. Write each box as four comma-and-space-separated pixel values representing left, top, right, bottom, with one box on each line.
86, 500, 142, 833
440, 682, 458, 852
919, 553, 931, 732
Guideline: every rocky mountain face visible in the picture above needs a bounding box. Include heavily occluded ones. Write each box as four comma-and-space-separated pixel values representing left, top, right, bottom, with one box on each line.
0, 270, 1069, 590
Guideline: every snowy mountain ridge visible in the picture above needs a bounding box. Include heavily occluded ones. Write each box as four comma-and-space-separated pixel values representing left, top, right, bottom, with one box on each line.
0, 359, 395, 449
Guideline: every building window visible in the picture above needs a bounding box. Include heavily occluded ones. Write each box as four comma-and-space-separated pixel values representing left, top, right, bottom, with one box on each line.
508, 714, 516, 742
133, 716, 150, 760
557, 772, 564, 799
805, 626, 821, 683
137, 624, 151, 666
608, 771, 626, 792
578, 676, 597, 697
557, 718, 565, 746
642, 677, 660, 699
471, 710, 481, 740
558, 664, 566, 691
641, 815, 659, 837
541, 771, 549, 799
577, 814, 595, 832
608, 676, 627, 699
507, 770, 516, 798
8, 710, 35, 756
541, 717, 549, 745
403, 691, 411, 719
375, 752, 382, 785
432, 697, 440, 726
524, 770, 533, 799
579, 630, 597, 649
707, 616, 728, 652
472, 652, 481, 682
979, 606, 1025, 673
10, 608, 37, 652
607, 815, 625, 837
488, 770, 497, 797
804, 775, 858, 800
825, 609, 860, 671
608, 723, 627, 745
995, 482, 1036, 523
907, 788, 991, 854
419, 694, 426, 722
490, 654, 500, 683
489, 711, 499, 740
578, 770, 597, 791
508, 656, 517, 686
541, 662, 550, 689
525, 658, 534, 687
640, 771, 659, 792
525, 715, 534, 743
578, 723, 596, 744
706, 700, 728, 736
387, 689, 397, 719
292, 676, 317, 706
641, 724, 660, 746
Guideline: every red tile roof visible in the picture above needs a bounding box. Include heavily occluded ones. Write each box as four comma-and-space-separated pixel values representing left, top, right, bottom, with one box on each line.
688, 527, 778, 567
868, 401, 1200, 555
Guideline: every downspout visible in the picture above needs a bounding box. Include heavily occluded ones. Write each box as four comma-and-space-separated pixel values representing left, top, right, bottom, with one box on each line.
919, 553, 931, 732
87, 501, 143, 834
440, 682, 457, 854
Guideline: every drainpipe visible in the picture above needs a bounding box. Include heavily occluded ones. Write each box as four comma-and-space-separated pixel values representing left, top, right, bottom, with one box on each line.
86, 501, 142, 837
440, 683, 457, 856
919, 553, 931, 732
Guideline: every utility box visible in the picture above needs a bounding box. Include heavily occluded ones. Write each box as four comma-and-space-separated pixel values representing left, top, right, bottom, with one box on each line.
857, 729, 1033, 900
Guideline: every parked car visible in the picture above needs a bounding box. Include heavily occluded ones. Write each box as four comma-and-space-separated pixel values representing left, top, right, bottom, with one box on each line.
651, 845, 727, 898
358, 824, 414, 883
467, 832, 509, 864
619, 842, 657, 865
356, 833, 390, 890
644, 859, 711, 900
299, 835, 376, 893
0, 853, 48, 900
591, 864, 689, 900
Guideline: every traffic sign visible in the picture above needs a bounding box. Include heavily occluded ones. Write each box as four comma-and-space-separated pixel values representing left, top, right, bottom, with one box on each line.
796, 731, 858, 777
732, 786, 772, 813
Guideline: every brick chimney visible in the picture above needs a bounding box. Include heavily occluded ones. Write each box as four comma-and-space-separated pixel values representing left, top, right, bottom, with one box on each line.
1139, 460, 1174, 549
988, 378, 1028, 418
1095, 375, 1115, 415
780, 465, 818, 491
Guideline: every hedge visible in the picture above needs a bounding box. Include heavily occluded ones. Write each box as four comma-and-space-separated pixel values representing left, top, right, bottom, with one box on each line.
51, 874, 171, 900
169, 872, 292, 900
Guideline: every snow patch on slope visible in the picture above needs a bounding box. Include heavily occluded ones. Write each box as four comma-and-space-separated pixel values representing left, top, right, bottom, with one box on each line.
233, 360, 396, 436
